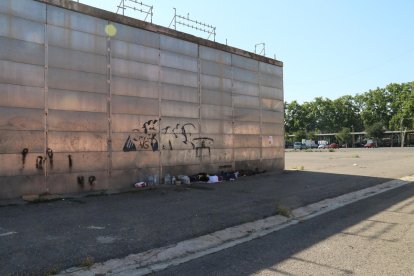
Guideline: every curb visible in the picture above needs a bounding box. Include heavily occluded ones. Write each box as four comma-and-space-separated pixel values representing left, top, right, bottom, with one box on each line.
60, 175, 414, 276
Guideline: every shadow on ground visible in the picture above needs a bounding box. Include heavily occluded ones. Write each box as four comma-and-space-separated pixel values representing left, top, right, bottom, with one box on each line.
155, 183, 414, 276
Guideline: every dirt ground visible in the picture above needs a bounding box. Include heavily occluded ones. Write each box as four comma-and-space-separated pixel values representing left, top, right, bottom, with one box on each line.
285, 147, 414, 178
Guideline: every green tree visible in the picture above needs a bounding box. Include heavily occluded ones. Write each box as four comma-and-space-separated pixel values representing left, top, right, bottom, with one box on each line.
388, 82, 414, 130
293, 130, 306, 141
365, 122, 385, 143
307, 131, 316, 141
307, 97, 336, 132
284, 101, 306, 133
359, 87, 391, 128
335, 127, 352, 147
284, 81, 414, 137
332, 96, 363, 132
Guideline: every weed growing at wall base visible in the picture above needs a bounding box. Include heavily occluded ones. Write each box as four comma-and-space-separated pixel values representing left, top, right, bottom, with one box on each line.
80, 256, 95, 269
274, 203, 292, 218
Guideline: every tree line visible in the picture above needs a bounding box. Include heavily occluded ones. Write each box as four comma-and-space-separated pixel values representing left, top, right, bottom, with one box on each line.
284, 81, 414, 143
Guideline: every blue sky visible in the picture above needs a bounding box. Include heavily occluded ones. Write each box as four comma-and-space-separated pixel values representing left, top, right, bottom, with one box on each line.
80, 0, 414, 103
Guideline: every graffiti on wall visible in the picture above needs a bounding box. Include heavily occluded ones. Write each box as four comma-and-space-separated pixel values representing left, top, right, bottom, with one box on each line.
123, 118, 214, 156
194, 137, 213, 157
161, 122, 196, 150
20, 148, 73, 170
123, 119, 159, 152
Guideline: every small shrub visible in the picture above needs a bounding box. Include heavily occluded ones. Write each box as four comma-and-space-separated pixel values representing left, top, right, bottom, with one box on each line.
43, 266, 59, 276
328, 149, 335, 152
304, 149, 313, 152
80, 256, 95, 268
275, 203, 292, 218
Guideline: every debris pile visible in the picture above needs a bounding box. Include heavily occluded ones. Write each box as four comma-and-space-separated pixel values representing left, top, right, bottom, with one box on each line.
133, 168, 266, 188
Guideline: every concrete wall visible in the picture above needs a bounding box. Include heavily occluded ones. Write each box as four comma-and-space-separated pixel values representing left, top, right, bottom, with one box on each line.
0, 0, 284, 199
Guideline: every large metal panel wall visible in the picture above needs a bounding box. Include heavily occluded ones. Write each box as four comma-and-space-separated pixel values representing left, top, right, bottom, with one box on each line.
231, 54, 261, 170
45, 5, 109, 194
0, 0, 46, 198
159, 35, 201, 176
199, 46, 234, 173
0, 0, 284, 199
259, 61, 284, 170
111, 22, 161, 186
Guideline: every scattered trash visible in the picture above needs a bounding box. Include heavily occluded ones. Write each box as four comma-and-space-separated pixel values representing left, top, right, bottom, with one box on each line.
134, 182, 147, 188
220, 171, 239, 181
178, 175, 191, 184
135, 169, 259, 188
195, 173, 209, 182
164, 173, 172, 185
208, 175, 219, 183
144, 174, 159, 185
146, 175, 154, 185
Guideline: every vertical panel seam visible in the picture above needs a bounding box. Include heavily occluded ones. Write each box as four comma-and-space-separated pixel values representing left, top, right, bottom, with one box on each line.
231, 54, 235, 170
158, 34, 162, 182
281, 68, 285, 169
197, 45, 202, 166
107, 21, 113, 177
258, 63, 263, 167
44, 3, 49, 193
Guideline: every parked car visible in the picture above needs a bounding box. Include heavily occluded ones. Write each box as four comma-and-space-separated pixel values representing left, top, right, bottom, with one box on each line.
293, 142, 306, 150
364, 142, 376, 148
318, 144, 327, 149
354, 141, 363, 148
328, 143, 339, 149
310, 143, 319, 149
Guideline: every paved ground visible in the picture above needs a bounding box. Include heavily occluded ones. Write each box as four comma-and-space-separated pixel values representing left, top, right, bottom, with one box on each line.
1, 148, 413, 274
155, 182, 414, 276
286, 147, 414, 178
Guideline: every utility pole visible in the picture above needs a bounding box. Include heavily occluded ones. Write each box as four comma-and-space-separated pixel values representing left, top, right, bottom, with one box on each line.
400, 118, 413, 147
400, 118, 404, 147
351, 125, 355, 148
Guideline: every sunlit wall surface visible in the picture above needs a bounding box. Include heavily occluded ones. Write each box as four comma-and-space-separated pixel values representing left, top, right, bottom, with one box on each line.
0, 0, 284, 199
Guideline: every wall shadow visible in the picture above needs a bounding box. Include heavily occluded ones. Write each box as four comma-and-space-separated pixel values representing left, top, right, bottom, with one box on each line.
154, 172, 414, 275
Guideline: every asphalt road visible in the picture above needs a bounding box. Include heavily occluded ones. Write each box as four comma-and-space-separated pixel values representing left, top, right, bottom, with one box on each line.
1, 148, 413, 274
155, 183, 414, 276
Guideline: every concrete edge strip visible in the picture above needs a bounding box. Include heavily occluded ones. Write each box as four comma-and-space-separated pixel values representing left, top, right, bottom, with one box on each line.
60, 175, 414, 276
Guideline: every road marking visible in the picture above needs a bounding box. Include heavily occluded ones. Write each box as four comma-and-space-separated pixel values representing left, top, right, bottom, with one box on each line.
0, 231, 17, 237
96, 236, 118, 244
87, 226, 105, 230
59, 175, 414, 276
